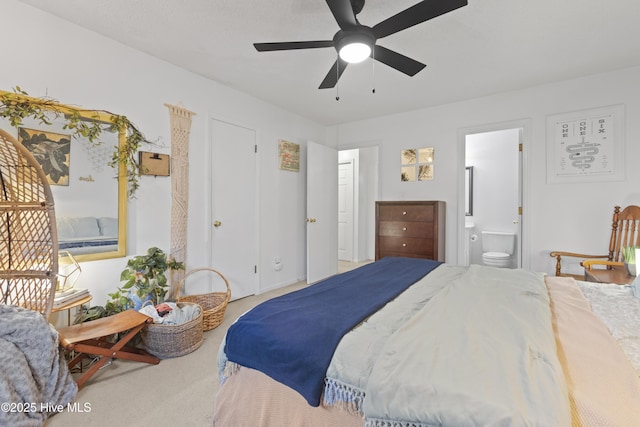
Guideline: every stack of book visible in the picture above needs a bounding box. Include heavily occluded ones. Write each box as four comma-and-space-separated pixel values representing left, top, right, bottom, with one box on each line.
53, 287, 90, 309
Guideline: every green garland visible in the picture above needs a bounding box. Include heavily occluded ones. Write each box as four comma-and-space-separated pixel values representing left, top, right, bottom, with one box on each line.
0, 86, 147, 197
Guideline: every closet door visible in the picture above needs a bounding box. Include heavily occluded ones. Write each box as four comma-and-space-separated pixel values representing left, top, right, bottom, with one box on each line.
210, 118, 258, 300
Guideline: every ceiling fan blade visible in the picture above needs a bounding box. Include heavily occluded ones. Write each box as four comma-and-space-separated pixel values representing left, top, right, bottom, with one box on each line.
372, 45, 426, 76
254, 41, 334, 52
319, 58, 349, 89
372, 0, 468, 39
326, 0, 358, 29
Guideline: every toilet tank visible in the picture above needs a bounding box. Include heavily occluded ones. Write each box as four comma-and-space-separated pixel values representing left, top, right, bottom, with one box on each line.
481, 231, 515, 255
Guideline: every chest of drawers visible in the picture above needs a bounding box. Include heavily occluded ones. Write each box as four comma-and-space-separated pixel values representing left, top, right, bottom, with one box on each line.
375, 201, 445, 261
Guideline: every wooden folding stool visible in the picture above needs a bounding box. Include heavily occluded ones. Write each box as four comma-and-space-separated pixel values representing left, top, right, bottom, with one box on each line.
57, 310, 160, 388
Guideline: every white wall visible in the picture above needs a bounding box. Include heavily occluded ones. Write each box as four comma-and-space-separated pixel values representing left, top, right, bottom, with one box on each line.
0, 0, 325, 305
330, 66, 640, 274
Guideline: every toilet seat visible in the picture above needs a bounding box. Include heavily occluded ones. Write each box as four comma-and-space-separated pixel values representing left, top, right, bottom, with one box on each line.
482, 251, 511, 268
482, 251, 510, 260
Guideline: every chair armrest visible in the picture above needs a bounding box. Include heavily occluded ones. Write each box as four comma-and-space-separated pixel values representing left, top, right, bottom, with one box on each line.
582, 260, 624, 271
549, 251, 609, 277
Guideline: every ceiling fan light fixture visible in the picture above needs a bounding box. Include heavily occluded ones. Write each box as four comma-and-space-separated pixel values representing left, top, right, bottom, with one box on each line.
339, 42, 371, 63
335, 30, 375, 64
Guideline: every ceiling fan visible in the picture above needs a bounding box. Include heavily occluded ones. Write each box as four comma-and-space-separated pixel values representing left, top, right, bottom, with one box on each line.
253, 0, 468, 89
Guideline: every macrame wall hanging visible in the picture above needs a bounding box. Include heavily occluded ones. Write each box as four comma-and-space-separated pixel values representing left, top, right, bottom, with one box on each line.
164, 103, 196, 296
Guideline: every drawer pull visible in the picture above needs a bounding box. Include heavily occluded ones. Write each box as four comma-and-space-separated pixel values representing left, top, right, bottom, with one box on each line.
402, 243, 407, 247
402, 227, 407, 231
402, 211, 407, 215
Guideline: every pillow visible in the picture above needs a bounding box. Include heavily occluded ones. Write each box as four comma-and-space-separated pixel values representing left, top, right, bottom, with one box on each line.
97, 217, 118, 238
56, 217, 75, 240
57, 217, 101, 239
68, 217, 101, 238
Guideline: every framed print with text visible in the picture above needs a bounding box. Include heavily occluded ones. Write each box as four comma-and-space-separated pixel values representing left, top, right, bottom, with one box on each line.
546, 104, 624, 183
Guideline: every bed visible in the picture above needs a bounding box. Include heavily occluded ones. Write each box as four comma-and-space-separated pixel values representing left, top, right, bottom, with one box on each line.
56, 216, 119, 255
214, 257, 640, 427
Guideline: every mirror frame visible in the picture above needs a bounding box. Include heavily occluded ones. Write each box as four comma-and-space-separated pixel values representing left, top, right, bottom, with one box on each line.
465, 166, 473, 216
0, 90, 127, 262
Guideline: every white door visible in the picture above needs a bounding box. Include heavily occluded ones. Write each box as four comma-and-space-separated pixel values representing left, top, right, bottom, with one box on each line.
307, 141, 338, 284
338, 161, 354, 261
210, 119, 258, 300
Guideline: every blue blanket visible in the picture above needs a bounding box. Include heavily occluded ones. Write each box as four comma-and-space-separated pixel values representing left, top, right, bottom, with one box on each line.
224, 256, 442, 406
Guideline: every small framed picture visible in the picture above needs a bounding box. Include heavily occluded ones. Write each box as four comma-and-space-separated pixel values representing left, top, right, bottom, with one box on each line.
139, 151, 170, 176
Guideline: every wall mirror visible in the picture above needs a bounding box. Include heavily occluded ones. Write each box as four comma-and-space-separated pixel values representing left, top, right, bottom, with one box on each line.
0, 92, 127, 262
465, 166, 473, 216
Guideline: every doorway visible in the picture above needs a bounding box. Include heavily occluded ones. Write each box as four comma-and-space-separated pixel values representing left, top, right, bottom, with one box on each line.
338, 159, 355, 261
458, 120, 530, 269
337, 146, 379, 265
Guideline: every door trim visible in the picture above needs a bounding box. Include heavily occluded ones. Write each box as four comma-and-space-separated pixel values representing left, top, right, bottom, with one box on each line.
457, 118, 531, 270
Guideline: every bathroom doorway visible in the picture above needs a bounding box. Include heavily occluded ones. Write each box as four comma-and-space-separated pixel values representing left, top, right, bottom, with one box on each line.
459, 120, 530, 269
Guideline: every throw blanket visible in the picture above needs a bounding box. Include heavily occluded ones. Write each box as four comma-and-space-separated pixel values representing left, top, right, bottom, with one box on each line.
0, 305, 77, 426
224, 257, 442, 406
362, 265, 570, 426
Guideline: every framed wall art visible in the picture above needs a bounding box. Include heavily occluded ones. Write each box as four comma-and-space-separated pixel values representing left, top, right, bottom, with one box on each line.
139, 151, 170, 176
279, 140, 300, 172
401, 147, 434, 181
18, 127, 71, 186
546, 104, 625, 183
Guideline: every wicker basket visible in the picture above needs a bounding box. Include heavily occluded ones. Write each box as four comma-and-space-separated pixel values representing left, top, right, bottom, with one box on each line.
176, 268, 231, 331
141, 302, 203, 359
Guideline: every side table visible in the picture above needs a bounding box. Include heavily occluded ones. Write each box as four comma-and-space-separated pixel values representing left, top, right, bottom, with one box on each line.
51, 294, 93, 325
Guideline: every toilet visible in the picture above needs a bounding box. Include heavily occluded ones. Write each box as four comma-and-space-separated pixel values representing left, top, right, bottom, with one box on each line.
481, 231, 515, 268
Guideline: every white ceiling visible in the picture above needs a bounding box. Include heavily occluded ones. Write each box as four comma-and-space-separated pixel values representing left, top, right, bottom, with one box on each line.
16, 0, 640, 125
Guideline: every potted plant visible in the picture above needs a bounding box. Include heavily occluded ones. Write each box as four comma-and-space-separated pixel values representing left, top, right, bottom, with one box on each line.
105, 247, 185, 315
622, 246, 637, 277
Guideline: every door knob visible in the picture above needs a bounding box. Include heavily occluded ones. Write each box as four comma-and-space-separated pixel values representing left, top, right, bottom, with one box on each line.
213, 220, 222, 228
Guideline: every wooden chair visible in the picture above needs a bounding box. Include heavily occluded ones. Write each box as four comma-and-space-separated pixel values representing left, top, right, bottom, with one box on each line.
550, 205, 640, 279
57, 310, 160, 388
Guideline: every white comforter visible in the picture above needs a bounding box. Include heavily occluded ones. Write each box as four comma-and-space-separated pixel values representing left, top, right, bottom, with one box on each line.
326, 265, 571, 427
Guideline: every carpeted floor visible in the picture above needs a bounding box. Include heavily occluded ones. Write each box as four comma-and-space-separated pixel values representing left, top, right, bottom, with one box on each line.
45, 280, 307, 427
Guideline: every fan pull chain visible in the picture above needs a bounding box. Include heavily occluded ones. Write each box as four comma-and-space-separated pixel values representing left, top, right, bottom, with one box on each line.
336, 57, 340, 101
371, 50, 376, 94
